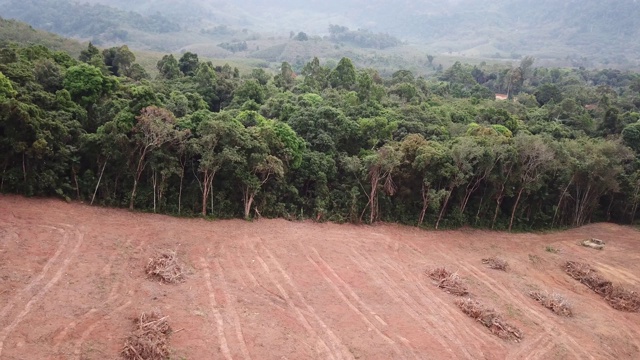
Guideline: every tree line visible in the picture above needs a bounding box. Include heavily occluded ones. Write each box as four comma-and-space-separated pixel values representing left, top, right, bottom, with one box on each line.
1, 42, 640, 230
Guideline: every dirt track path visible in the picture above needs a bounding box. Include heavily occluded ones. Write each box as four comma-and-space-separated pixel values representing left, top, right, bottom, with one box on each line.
0, 195, 639, 359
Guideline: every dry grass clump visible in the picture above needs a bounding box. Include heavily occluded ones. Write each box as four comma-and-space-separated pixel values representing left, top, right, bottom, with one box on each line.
146, 250, 185, 284
427, 267, 469, 296
121, 311, 172, 360
482, 257, 508, 271
455, 298, 523, 342
529, 291, 573, 317
564, 261, 639, 312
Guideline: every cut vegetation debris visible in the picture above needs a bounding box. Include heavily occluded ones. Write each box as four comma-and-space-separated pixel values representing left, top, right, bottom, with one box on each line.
482, 257, 508, 271
529, 291, 573, 317
606, 286, 640, 312
455, 298, 523, 342
427, 267, 469, 296
581, 238, 605, 250
146, 250, 185, 284
121, 311, 172, 360
564, 261, 640, 312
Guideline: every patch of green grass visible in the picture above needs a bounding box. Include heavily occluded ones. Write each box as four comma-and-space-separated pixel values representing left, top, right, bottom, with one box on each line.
545, 245, 560, 254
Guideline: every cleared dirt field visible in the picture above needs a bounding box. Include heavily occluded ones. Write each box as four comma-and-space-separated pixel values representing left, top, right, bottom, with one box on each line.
1, 195, 639, 359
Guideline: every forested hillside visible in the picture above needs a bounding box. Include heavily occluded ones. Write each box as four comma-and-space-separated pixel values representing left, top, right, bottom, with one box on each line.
0, 0, 180, 46
1, 0, 639, 70
0, 18, 84, 56
1, 40, 640, 230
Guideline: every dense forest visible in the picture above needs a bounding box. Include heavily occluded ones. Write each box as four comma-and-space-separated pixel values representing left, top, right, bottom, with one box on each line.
1, 40, 640, 230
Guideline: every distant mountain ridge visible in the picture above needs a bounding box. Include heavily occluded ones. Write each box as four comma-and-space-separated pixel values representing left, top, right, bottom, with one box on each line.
0, 0, 638, 68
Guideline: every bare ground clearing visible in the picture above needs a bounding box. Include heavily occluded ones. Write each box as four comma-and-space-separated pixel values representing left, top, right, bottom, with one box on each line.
0, 195, 639, 359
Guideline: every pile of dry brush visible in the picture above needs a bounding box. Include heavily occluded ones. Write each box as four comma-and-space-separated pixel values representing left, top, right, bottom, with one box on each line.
482, 257, 508, 271
455, 298, 523, 342
121, 311, 172, 360
428, 267, 469, 296
146, 250, 185, 284
529, 291, 573, 317
564, 261, 640, 312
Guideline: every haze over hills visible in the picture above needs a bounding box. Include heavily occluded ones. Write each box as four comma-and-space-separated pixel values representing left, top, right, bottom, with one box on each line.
0, 0, 639, 70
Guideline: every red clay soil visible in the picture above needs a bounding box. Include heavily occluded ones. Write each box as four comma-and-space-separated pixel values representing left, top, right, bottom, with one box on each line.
1, 194, 639, 359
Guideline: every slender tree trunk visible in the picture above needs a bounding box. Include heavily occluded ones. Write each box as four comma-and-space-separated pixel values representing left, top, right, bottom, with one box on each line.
201, 176, 209, 216
152, 169, 157, 213
243, 187, 256, 219
22, 153, 26, 183
475, 188, 486, 225
435, 188, 453, 230
130, 147, 149, 210
158, 172, 167, 212
552, 180, 572, 228
509, 187, 525, 232
418, 183, 429, 226
492, 195, 504, 229
91, 160, 108, 206
1, 161, 7, 192
460, 178, 482, 215
492, 164, 513, 229
367, 169, 380, 224
72, 167, 80, 200
178, 172, 184, 215
631, 183, 640, 224
130, 179, 139, 210
606, 194, 614, 222
114, 175, 119, 203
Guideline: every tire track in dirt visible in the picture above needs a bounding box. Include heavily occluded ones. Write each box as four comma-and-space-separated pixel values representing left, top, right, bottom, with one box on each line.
509, 332, 549, 360
309, 247, 388, 328
52, 308, 99, 353
596, 262, 640, 285
356, 247, 485, 359
250, 246, 336, 360
527, 335, 557, 360
299, 244, 410, 359
0, 228, 84, 357
308, 247, 388, 328
424, 242, 581, 359
370, 232, 506, 353
233, 248, 288, 312
460, 260, 592, 360
255, 240, 353, 360
347, 248, 464, 359
200, 257, 233, 360
213, 253, 252, 360
52, 235, 136, 353
378, 253, 501, 356
72, 299, 132, 360
0, 225, 68, 322
246, 241, 335, 359
563, 269, 640, 356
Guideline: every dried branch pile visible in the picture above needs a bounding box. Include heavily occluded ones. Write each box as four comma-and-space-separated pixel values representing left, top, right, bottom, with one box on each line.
482, 257, 508, 271
529, 291, 573, 317
146, 250, 185, 284
122, 311, 172, 360
455, 298, 522, 341
427, 267, 469, 296
606, 286, 640, 312
564, 261, 639, 312
564, 261, 612, 296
